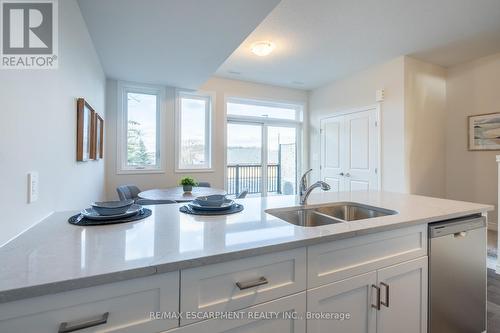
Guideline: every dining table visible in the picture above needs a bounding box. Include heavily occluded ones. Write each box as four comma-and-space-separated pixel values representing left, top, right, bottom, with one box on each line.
138, 186, 227, 202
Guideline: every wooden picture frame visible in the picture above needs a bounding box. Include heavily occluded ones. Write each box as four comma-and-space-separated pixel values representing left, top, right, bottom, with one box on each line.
95, 114, 104, 159
76, 98, 96, 161
468, 112, 500, 151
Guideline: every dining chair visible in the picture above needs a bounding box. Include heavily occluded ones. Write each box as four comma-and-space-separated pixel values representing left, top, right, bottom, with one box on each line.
236, 190, 248, 199
197, 182, 211, 187
135, 199, 176, 205
116, 185, 141, 201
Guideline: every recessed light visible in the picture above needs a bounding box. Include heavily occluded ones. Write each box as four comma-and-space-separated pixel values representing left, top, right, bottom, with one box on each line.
251, 41, 276, 57
292, 81, 305, 85
228, 70, 241, 75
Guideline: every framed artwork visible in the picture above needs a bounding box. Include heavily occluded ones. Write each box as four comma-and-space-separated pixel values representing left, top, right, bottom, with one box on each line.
469, 112, 500, 151
95, 114, 104, 159
76, 98, 95, 161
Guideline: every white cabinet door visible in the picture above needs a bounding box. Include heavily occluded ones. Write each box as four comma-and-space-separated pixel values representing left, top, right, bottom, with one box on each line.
320, 106, 379, 192
376, 256, 428, 333
307, 271, 377, 333
171, 292, 306, 333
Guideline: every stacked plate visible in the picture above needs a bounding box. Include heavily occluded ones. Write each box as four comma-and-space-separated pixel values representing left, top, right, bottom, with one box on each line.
80, 200, 143, 221
189, 195, 235, 212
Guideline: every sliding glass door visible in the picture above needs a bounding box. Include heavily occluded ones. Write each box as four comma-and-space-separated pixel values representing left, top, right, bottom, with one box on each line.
226, 121, 299, 197
227, 122, 263, 195
226, 98, 303, 197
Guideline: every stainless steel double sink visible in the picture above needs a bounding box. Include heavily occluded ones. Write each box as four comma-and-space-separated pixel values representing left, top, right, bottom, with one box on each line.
265, 202, 397, 227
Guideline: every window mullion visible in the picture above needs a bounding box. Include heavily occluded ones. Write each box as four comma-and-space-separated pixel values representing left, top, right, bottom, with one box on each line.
262, 124, 268, 197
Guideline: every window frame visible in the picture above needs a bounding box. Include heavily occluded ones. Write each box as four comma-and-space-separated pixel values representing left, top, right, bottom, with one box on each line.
175, 89, 214, 172
116, 81, 165, 174
226, 97, 304, 123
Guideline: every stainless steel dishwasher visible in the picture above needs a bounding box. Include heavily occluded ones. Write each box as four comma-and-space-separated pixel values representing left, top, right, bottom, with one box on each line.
429, 214, 487, 333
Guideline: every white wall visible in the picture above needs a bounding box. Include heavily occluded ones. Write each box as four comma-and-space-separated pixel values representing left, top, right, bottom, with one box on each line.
404, 57, 447, 197
309, 57, 407, 192
0, 0, 106, 246
446, 53, 500, 229
105, 77, 308, 199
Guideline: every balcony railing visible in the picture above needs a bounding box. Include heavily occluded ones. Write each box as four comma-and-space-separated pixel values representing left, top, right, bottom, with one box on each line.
227, 164, 281, 195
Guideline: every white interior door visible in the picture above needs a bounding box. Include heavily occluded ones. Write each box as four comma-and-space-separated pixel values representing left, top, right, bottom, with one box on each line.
320, 117, 345, 191
320, 106, 380, 192
344, 110, 379, 191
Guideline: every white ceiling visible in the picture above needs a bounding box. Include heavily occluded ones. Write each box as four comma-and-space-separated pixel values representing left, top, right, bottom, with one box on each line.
216, 0, 500, 89
77, 0, 280, 89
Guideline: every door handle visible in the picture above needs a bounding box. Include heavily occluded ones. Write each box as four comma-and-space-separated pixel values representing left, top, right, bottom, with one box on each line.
344, 172, 351, 177
339, 172, 344, 176
380, 282, 389, 308
236, 276, 268, 290
58, 312, 109, 333
371, 284, 381, 310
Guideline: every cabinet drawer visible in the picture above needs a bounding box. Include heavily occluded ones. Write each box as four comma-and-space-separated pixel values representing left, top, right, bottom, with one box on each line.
172, 292, 306, 333
180, 248, 306, 325
308, 225, 427, 287
0, 271, 179, 333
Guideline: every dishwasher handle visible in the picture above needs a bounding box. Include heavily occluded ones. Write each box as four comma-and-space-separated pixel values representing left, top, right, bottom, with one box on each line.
454, 231, 467, 238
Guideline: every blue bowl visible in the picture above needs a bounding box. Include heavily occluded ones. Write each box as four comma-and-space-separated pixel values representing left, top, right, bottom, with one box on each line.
91, 199, 134, 216
193, 195, 227, 207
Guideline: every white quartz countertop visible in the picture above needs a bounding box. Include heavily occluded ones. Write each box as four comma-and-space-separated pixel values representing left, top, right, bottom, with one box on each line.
0, 191, 492, 303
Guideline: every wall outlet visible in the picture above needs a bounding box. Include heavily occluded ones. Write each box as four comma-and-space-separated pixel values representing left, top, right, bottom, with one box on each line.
28, 172, 39, 203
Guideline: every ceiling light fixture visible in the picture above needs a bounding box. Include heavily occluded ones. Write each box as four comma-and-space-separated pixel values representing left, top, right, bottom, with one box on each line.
251, 41, 276, 57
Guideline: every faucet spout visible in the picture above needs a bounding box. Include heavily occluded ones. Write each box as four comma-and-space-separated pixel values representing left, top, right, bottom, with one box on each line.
300, 181, 331, 205
299, 169, 313, 196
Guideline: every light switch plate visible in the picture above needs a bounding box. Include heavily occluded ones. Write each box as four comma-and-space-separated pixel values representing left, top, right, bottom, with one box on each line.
28, 172, 39, 203
376, 89, 385, 102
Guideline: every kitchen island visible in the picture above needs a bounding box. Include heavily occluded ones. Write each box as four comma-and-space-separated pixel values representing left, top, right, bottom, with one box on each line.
0, 191, 492, 333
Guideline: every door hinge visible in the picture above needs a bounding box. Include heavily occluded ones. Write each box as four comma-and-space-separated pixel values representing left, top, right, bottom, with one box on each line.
320, 165, 322, 170
320, 128, 323, 134
374, 121, 378, 127
375, 168, 378, 174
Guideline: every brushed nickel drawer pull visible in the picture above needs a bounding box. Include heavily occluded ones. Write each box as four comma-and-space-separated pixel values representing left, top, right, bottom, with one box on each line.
371, 284, 381, 310
380, 282, 389, 308
58, 312, 109, 333
236, 277, 268, 290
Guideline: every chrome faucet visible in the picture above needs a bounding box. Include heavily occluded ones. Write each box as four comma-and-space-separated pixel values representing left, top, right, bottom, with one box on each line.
300, 181, 331, 205
299, 168, 313, 196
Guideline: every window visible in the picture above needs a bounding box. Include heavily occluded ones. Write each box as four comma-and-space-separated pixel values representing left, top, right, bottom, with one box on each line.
227, 98, 303, 121
176, 91, 213, 171
117, 82, 164, 173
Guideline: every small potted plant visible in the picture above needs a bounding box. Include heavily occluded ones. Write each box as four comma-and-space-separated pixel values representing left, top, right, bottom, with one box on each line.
180, 176, 197, 193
